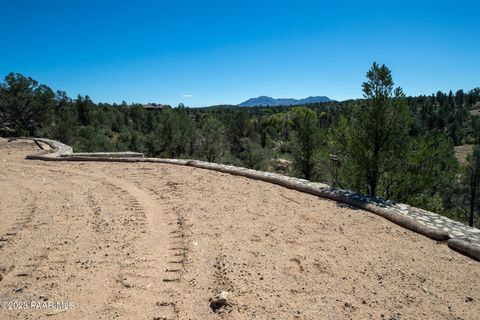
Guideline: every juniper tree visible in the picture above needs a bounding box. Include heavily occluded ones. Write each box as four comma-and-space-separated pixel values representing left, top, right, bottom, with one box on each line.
290, 107, 321, 180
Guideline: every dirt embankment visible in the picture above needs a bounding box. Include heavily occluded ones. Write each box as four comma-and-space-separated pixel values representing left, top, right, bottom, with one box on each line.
0, 139, 479, 319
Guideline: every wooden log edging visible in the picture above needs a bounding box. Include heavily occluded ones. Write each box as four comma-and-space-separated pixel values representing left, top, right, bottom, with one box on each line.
12, 137, 480, 262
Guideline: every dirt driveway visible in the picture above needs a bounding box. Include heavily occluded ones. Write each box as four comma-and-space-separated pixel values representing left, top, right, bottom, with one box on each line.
0, 139, 479, 319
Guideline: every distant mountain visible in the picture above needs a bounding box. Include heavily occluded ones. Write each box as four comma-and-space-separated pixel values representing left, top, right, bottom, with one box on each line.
238, 95, 334, 107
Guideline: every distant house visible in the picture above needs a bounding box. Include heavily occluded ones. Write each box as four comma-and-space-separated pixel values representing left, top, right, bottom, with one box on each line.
142, 103, 170, 110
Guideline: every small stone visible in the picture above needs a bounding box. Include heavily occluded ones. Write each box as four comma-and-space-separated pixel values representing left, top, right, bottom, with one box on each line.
210, 291, 229, 311
120, 279, 132, 288
451, 231, 465, 238
465, 296, 473, 302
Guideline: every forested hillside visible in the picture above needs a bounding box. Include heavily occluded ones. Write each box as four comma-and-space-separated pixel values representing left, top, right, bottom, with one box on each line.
1, 65, 480, 227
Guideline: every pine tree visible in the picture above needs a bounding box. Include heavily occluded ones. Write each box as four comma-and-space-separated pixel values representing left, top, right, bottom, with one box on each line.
331, 63, 411, 196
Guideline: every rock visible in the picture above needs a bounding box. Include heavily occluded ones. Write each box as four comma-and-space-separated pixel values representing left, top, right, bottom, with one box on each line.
0, 265, 14, 276
45, 309, 66, 316
121, 279, 132, 288
210, 291, 230, 311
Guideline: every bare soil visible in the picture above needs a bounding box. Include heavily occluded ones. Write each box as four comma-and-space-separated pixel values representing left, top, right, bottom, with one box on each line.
0, 138, 479, 319
454, 145, 474, 167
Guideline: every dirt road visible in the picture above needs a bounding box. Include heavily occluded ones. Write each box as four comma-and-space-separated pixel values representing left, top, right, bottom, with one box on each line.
0, 139, 479, 319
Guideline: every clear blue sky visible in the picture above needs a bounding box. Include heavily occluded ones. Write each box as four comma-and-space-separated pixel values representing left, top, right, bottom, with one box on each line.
1, 1, 479, 107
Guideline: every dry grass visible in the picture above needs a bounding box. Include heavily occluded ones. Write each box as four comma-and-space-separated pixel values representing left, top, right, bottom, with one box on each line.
454, 144, 474, 167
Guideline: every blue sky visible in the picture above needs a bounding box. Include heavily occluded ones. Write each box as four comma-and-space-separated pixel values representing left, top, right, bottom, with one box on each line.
1, 1, 479, 107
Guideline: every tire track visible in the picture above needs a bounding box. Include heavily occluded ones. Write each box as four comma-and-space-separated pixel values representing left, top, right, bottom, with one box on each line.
57, 168, 183, 319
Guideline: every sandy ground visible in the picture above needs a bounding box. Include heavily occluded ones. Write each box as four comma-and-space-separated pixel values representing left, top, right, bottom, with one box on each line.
0, 139, 479, 320
454, 145, 474, 167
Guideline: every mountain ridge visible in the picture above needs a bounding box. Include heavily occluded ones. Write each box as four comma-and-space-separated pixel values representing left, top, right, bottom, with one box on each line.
239, 95, 334, 107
